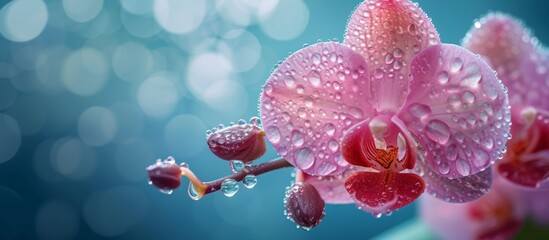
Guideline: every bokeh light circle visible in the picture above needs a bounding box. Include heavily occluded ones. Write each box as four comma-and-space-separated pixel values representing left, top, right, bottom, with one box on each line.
137, 73, 179, 119
62, 48, 110, 96
62, 0, 104, 23
78, 106, 118, 146
0, 114, 21, 164
83, 186, 148, 237
35, 200, 79, 240
0, 0, 48, 42
164, 114, 206, 158
112, 42, 154, 82
121, 0, 153, 15
153, 0, 206, 34
51, 138, 97, 180
259, 0, 309, 41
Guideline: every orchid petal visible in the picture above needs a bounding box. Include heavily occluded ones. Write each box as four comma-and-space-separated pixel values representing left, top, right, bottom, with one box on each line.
498, 158, 549, 189
523, 189, 549, 226
299, 167, 364, 204
420, 176, 525, 240
341, 116, 414, 171
416, 155, 492, 203
260, 42, 373, 176
345, 170, 424, 215
398, 44, 510, 178
464, 13, 549, 110
344, 0, 440, 112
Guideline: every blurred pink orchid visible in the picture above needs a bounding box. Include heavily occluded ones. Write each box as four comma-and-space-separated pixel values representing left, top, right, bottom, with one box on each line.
464, 13, 549, 190
260, 0, 510, 215
421, 174, 527, 240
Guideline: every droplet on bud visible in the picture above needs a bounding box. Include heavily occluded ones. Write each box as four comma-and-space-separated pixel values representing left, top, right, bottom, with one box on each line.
207, 121, 266, 163
146, 157, 182, 192
284, 182, 325, 230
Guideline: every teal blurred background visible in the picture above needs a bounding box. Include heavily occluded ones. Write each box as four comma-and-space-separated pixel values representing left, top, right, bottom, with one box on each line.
0, 0, 547, 239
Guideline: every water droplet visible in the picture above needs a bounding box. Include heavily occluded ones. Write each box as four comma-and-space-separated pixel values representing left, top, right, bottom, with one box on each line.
461, 63, 482, 88
445, 144, 458, 161
296, 85, 305, 94
385, 53, 394, 64
374, 68, 384, 79
462, 91, 475, 104
309, 71, 321, 87
243, 175, 257, 189
473, 149, 489, 168
188, 183, 200, 200
317, 162, 336, 175
160, 189, 173, 195
374, 213, 382, 218
291, 130, 304, 147
438, 71, 449, 84
438, 162, 450, 174
221, 179, 239, 197
328, 139, 339, 152
285, 76, 296, 88
249, 117, 261, 126
450, 58, 463, 73
324, 123, 335, 136
295, 147, 315, 169
266, 126, 281, 143
312, 53, 321, 65
456, 159, 470, 176
425, 120, 451, 144
393, 48, 404, 58
408, 103, 431, 119
230, 160, 245, 173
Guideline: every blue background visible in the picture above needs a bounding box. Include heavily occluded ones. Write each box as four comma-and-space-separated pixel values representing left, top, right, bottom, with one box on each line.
0, 0, 547, 239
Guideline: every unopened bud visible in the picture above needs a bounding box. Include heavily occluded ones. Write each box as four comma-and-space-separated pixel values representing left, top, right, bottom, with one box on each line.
284, 182, 325, 230
207, 124, 266, 163
147, 157, 182, 191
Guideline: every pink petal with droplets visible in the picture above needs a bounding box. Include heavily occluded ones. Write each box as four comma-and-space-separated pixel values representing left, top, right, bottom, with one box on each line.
299, 167, 365, 204
398, 44, 510, 178
260, 42, 373, 176
416, 154, 492, 203
420, 176, 525, 240
498, 106, 549, 189
344, 0, 440, 112
464, 13, 549, 110
340, 116, 415, 172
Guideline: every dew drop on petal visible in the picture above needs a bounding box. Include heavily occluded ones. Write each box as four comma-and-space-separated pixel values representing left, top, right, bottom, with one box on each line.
243, 174, 257, 189
407, 103, 431, 119
460, 63, 482, 88
473, 149, 489, 168
324, 123, 335, 136
266, 126, 281, 143
438, 71, 449, 84
455, 159, 470, 176
291, 130, 304, 147
438, 162, 450, 175
425, 120, 451, 144
309, 70, 321, 87
450, 57, 463, 73
221, 179, 239, 197
462, 91, 475, 104
295, 147, 315, 169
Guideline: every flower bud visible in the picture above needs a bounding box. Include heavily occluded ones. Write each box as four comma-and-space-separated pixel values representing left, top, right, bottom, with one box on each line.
207, 123, 266, 163
147, 156, 182, 192
284, 182, 325, 230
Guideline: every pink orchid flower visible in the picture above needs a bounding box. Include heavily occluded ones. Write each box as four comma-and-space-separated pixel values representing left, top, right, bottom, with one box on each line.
260, 0, 510, 215
420, 173, 527, 240
463, 13, 549, 189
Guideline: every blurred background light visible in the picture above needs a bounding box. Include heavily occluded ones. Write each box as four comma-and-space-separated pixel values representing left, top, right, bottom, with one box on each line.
0, 0, 547, 239
0, 0, 48, 42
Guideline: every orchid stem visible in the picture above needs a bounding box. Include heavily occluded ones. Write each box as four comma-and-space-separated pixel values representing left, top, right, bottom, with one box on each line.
183, 157, 293, 199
